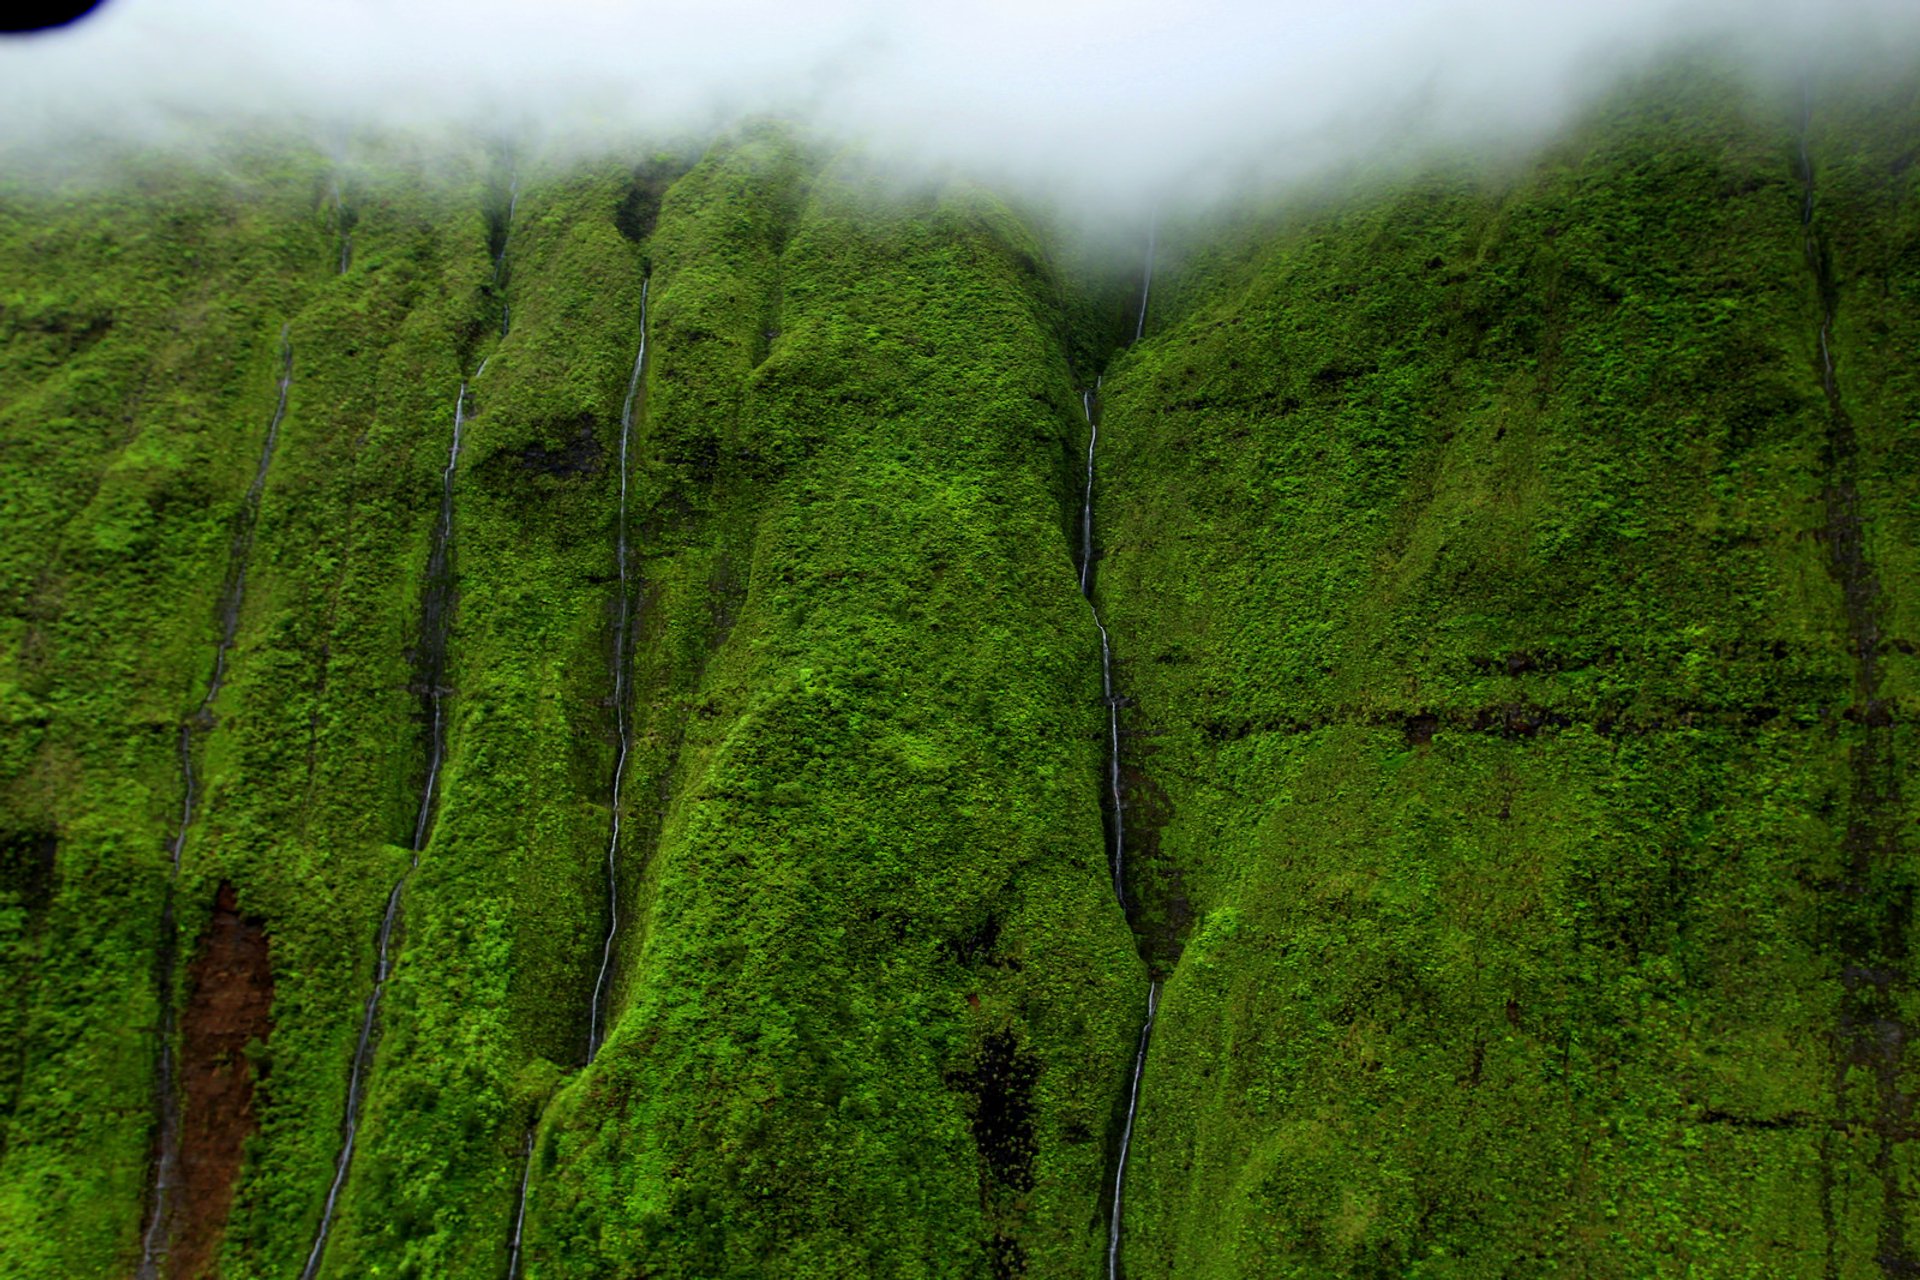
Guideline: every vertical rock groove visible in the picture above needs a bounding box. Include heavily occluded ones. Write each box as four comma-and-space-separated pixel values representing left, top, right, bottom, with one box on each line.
1799, 91, 1912, 1278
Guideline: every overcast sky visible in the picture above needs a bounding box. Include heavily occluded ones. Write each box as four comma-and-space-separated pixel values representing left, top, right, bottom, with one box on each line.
2, 0, 1916, 207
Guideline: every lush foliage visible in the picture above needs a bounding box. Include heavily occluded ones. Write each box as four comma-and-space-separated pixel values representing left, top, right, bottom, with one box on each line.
0, 61, 1913, 1280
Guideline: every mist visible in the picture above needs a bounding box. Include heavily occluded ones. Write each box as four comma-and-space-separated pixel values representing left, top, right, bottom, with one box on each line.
2, 0, 1917, 211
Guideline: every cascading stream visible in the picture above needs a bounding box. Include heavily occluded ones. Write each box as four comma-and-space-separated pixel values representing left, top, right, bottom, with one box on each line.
1079, 384, 1127, 908
1108, 980, 1160, 1280
1083, 230, 1158, 1280
300, 371, 473, 1280
506, 280, 650, 1280
505, 1128, 534, 1280
136, 332, 293, 1280
1133, 217, 1156, 343
494, 177, 519, 337
586, 276, 649, 1062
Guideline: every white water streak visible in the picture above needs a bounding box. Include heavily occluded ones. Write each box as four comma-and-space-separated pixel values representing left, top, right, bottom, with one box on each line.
410, 381, 467, 852
301, 376, 468, 1280
136, 332, 291, 1280
506, 1129, 535, 1279
1132, 218, 1156, 343
587, 278, 650, 1061
1108, 979, 1161, 1280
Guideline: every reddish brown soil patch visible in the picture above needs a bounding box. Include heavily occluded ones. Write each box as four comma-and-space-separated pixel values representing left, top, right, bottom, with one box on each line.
171, 881, 273, 1280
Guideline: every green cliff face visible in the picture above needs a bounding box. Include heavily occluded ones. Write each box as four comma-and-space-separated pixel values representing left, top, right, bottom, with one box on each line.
0, 63, 1913, 1280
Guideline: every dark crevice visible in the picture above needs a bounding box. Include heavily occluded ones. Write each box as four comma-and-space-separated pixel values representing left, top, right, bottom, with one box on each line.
949, 1028, 1041, 1278
1196, 699, 1853, 747
0, 832, 57, 1161
615, 155, 688, 246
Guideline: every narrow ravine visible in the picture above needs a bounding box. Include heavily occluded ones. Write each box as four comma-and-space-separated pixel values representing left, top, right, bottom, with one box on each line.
136, 331, 293, 1280
506, 278, 650, 1280
1797, 95, 1912, 1277
1081, 234, 1160, 1280
299, 369, 472, 1280
586, 276, 650, 1062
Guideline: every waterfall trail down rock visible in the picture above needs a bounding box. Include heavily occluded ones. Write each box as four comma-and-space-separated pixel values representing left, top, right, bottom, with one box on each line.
1088, 232, 1161, 1280
1109, 980, 1160, 1280
136, 332, 293, 1280
1079, 384, 1126, 910
504, 281, 650, 1278
300, 372, 472, 1280
505, 1129, 534, 1280
587, 277, 649, 1062
494, 177, 518, 338
1132, 219, 1156, 344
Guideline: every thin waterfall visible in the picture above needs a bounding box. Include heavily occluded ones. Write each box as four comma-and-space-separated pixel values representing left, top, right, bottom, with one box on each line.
505, 281, 650, 1277
1133, 216, 1156, 343
136, 332, 293, 1280
411, 362, 471, 849
505, 1128, 535, 1280
494, 177, 519, 338
300, 374, 471, 1280
587, 277, 649, 1060
1078, 384, 1126, 908
1108, 980, 1160, 1280
1088, 232, 1158, 1279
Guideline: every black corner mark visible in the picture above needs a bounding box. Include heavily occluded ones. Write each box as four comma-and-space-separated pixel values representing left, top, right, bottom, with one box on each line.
2, 0, 107, 34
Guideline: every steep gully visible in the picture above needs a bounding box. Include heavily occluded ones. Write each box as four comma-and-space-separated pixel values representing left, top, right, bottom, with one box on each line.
1085, 227, 1160, 1280
299, 362, 477, 1280
137, 332, 293, 1280
1797, 98, 1912, 1278
504, 274, 650, 1279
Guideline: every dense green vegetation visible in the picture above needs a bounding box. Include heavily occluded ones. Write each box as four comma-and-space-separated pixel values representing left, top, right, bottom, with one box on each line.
1101, 64, 1919, 1277
0, 60, 1913, 1280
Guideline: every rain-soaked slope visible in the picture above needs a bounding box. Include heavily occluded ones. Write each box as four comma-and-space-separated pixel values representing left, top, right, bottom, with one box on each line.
0, 146, 511, 1279
1092, 66, 1920, 1277
0, 152, 335, 1278
520, 144, 1142, 1278
1, 65, 1915, 1280
305, 163, 657, 1280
